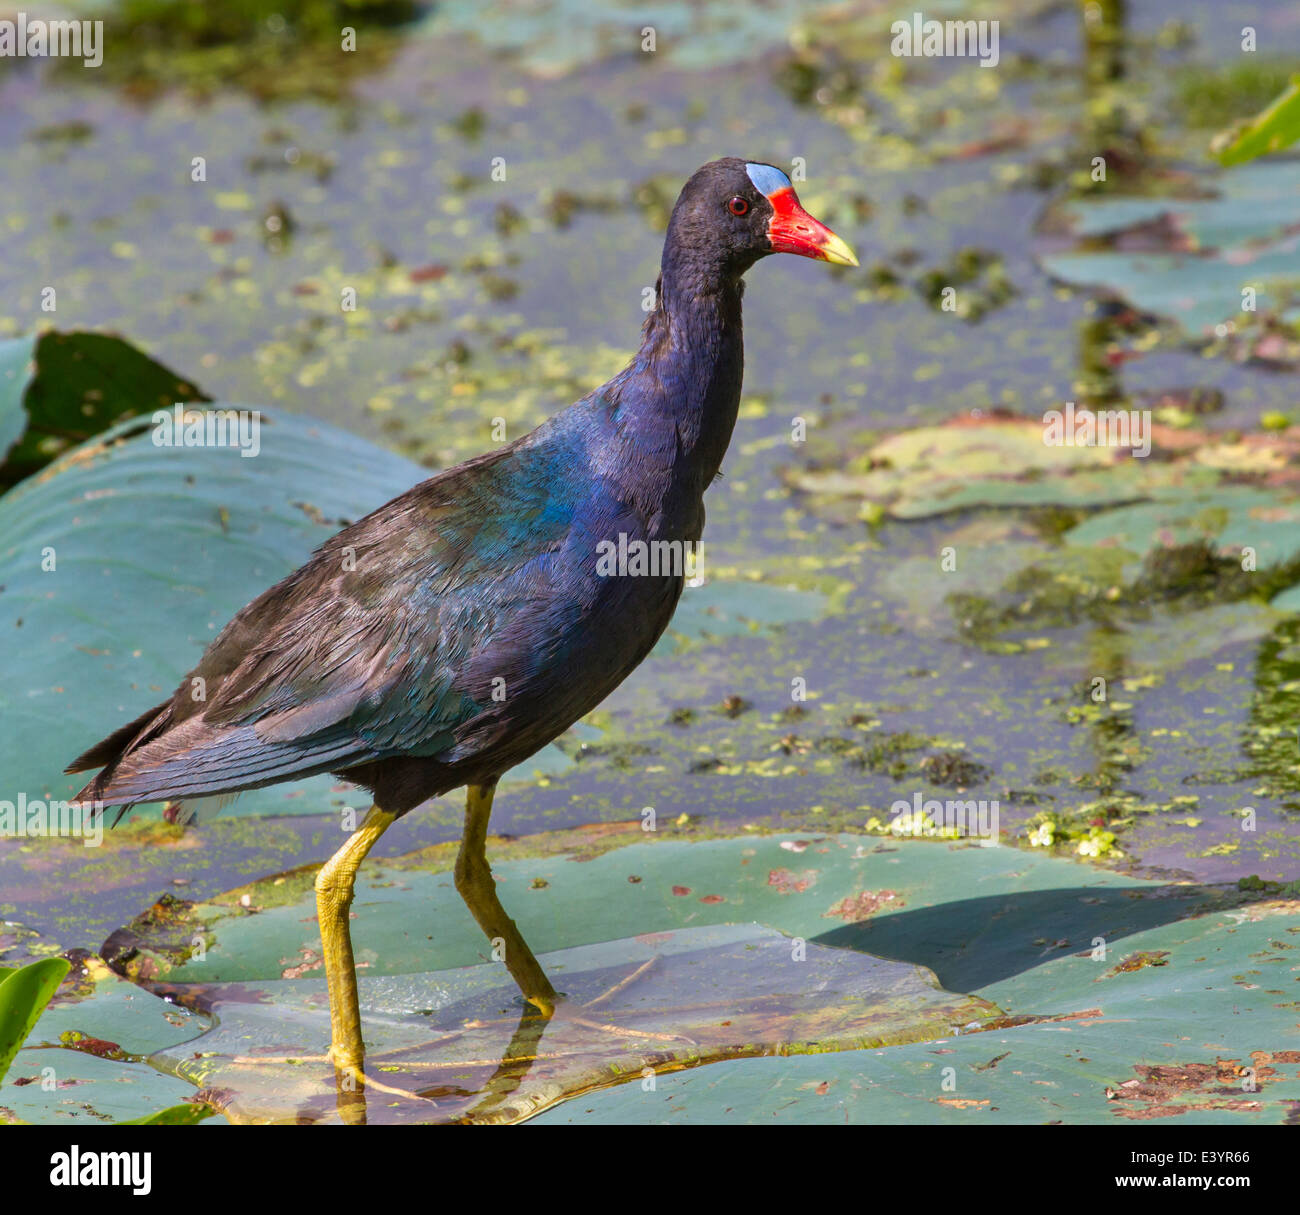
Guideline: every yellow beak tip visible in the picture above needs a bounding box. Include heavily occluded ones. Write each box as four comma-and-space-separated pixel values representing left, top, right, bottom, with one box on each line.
822, 236, 859, 268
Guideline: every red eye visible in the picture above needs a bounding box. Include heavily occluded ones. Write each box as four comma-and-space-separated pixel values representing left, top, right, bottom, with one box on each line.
728, 196, 750, 216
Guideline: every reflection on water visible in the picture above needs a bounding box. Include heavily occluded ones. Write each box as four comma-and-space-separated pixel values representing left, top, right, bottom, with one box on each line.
149, 924, 999, 1124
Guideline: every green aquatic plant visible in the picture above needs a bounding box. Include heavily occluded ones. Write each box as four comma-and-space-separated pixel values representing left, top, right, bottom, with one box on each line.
1024, 811, 1124, 859
0, 958, 70, 1089
1214, 76, 1300, 166
0, 330, 209, 489
108, 0, 418, 48
0, 957, 211, 1125
52, 0, 420, 100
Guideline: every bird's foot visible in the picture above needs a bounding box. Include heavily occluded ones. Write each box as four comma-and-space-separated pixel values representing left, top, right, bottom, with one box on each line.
524, 991, 556, 1019
327, 1045, 366, 1084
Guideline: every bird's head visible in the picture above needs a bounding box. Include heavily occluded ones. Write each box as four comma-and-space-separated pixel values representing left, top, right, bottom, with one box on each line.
665, 157, 859, 281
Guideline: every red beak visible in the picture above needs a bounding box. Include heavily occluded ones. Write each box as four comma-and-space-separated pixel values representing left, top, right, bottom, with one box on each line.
765, 187, 859, 266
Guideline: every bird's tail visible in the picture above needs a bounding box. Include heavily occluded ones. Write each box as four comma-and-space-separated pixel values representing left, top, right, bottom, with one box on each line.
65, 699, 173, 821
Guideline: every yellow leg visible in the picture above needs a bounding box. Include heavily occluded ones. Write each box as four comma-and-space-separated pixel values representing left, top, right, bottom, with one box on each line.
314, 803, 397, 1079
455, 782, 558, 1015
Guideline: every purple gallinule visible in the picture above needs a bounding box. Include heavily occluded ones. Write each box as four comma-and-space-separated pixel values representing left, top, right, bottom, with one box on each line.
68, 158, 857, 1080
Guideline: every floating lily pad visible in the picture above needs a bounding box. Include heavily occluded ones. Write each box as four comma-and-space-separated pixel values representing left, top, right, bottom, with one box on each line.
1064, 486, 1300, 573
150, 923, 998, 1125
87, 827, 1270, 1125
2, 1049, 211, 1125
538, 896, 1300, 1124
1107, 600, 1285, 674
788, 414, 1300, 521
1040, 159, 1300, 338
0, 339, 33, 469
794, 417, 1125, 518
418, 0, 849, 77
790, 416, 1300, 656
667, 579, 828, 642
17, 821, 1295, 1125
1270, 584, 1300, 614
0, 964, 215, 1125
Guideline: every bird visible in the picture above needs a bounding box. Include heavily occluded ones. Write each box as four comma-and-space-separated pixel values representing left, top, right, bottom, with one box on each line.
67, 157, 858, 1083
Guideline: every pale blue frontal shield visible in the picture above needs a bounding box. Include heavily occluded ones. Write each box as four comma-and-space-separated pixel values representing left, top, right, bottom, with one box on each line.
745, 163, 792, 197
